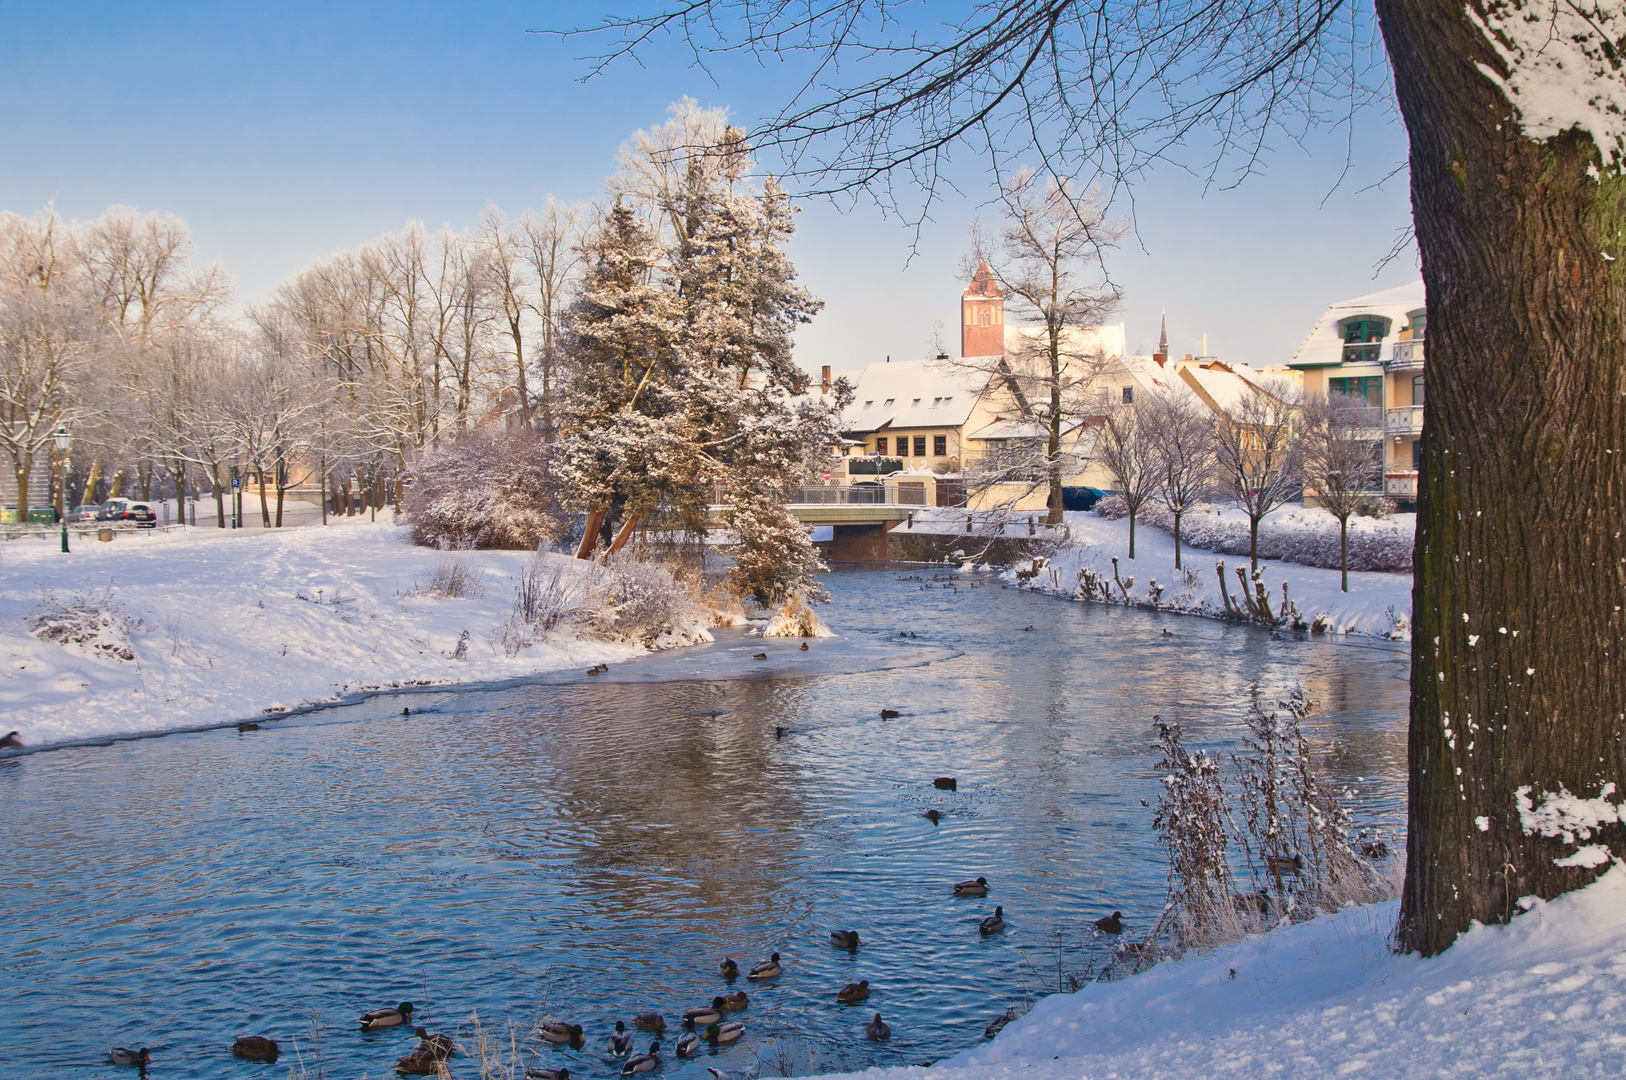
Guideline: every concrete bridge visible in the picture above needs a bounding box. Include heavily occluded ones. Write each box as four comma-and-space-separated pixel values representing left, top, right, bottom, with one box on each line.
786, 484, 929, 561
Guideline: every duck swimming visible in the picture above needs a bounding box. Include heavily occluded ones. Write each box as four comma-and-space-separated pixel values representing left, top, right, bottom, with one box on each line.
747, 952, 781, 979
705, 1021, 744, 1046
622, 1041, 662, 1075
675, 1019, 700, 1058
527, 1069, 571, 1080
979, 906, 1005, 935
540, 1022, 585, 1049
954, 876, 989, 896
720, 957, 740, 979
1094, 911, 1123, 934
609, 1020, 633, 1056
836, 979, 870, 1004
108, 1047, 149, 1067
360, 1002, 414, 1031
684, 998, 725, 1026
411, 1027, 455, 1059
865, 1014, 891, 1042
830, 929, 860, 950
231, 1036, 278, 1063
0, 731, 22, 749
633, 1013, 666, 1033
933, 777, 957, 791
721, 991, 748, 1012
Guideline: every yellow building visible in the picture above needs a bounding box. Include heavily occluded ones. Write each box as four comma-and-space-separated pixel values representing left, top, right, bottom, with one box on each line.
1286, 281, 1426, 507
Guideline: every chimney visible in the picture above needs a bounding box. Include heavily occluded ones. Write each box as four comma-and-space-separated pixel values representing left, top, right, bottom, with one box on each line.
821, 365, 831, 393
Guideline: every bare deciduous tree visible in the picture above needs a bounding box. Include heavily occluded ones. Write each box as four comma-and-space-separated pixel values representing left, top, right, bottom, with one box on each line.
1301, 393, 1383, 592
1209, 378, 1302, 574
1145, 387, 1218, 570
1095, 400, 1160, 559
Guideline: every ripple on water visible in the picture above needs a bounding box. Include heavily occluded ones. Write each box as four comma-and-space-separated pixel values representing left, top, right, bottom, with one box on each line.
0, 566, 1408, 1079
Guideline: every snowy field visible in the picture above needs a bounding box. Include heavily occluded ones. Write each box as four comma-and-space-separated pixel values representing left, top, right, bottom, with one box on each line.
0, 519, 659, 749
822, 863, 1626, 1080
910, 508, 1414, 639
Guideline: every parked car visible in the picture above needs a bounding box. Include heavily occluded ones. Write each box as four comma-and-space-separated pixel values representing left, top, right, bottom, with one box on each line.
95, 498, 131, 522
123, 502, 158, 528
67, 503, 103, 523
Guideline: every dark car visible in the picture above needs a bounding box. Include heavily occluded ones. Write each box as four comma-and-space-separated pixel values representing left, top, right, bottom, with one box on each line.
122, 502, 158, 528
94, 498, 131, 522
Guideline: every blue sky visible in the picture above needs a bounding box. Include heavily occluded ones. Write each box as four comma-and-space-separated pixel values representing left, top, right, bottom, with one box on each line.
0, 1, 1419, 373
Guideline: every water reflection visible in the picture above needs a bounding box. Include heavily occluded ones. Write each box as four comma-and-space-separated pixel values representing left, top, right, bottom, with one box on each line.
0, 567, 1409, 1080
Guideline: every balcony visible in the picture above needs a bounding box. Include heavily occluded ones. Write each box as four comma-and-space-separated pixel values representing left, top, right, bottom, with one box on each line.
1342, 342, 1383, 364
1385, 471, 1418, 499
1387, 339, 1425, 371
1385, 405, 1423, 435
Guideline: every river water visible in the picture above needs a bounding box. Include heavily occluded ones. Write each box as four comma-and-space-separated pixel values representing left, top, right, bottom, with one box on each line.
0, 567, 1410, 1079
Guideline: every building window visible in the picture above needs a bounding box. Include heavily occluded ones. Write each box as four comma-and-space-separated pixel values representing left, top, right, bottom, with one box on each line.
1329, 375, 1383, 409
883, 398, 895, 407
979, 309, 991, 326
1340, 317, 1387, 364
1121, 386, 1134, 404
913, 398, 921, 406
934, 435, 947, 456
914, 436, 927, 457
876, 437, 888, 454
1412, 374, 1425, 406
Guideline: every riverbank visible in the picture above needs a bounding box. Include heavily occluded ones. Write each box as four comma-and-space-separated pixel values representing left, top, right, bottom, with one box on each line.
0, 520, 687, 749
821, 861, 1626, 1080
904, 509, 1412, 639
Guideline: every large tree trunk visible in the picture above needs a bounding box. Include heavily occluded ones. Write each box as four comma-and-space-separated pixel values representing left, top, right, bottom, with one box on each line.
83, 458, 102, 506
1379, 0, 1626, 954
1173, 511, 1183, 570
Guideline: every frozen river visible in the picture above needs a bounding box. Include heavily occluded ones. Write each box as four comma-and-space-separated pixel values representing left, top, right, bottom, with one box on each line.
0, 566, 1410, 1078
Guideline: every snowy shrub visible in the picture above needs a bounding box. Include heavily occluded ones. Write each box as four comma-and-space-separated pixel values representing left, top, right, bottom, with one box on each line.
31, 590, 135, 662
763, 592, 833, 637
1103, 500, 1415, 572
586, 552, 708, 646
417, 553, 485, 599
1093, 494, 1130, 520
1152, 718, 1246, 954
404, 430, 563, 550
513, 554, 597, 634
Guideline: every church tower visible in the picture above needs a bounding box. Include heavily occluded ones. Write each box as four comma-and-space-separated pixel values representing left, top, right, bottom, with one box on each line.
961, 259, 1004, 356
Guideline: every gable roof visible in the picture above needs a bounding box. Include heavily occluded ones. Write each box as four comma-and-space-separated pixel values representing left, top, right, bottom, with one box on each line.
839, 358, 989, 433
1290, 281, 1427, 369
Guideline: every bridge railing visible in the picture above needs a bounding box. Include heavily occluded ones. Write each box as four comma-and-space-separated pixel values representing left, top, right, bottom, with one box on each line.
791, 484, 929, 506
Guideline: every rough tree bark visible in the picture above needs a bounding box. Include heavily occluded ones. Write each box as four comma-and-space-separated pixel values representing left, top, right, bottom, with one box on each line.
1379, 0, 1626, 954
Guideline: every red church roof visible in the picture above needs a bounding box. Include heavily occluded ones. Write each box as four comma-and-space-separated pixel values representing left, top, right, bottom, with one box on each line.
963, 259, 1002, 299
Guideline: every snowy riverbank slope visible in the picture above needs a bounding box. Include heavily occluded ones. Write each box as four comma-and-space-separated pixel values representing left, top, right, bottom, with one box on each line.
908, 508, 1414, 639
0, 520, 667, 748
833, 863, 1626, 1080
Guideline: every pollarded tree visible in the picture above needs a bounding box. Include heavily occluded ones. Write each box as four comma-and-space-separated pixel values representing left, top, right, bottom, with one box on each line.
1301, 393, 1383, 592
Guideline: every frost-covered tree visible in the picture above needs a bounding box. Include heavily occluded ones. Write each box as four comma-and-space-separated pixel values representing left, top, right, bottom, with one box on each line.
1301, 394, 1383, 592
1095, 399, 1160, 559
1145, 388, 1218, 571
1210, 378, 1302, 574
560, 103, 839, 613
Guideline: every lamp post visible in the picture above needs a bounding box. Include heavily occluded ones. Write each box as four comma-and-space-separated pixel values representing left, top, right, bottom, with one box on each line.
53, 426, 70, 553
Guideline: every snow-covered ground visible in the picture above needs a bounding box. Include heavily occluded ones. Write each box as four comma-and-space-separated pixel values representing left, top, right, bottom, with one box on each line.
0, 519, 665, 749
910, 508, 1414, 639
823, 863, 1626, 1080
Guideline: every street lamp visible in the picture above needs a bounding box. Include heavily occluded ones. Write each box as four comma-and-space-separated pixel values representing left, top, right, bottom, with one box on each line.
53, 426, 70, 553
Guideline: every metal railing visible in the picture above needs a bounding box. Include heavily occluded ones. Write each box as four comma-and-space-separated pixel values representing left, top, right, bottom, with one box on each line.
1385, 472, 1418, 499
1385, 406, 1424, 435
1342, 342, 1383, 364
1387, 339, 1425, 370
791, 484, 929, 506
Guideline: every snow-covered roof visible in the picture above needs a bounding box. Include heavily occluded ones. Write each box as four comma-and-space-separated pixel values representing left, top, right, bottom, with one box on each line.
1179, 363, 1275, 415
1119, 354, 1186, 397
1289, 281, 1426, 369
839, 358, 989, 433
966, 418, 1054, 441
1004, 322, 1127, 359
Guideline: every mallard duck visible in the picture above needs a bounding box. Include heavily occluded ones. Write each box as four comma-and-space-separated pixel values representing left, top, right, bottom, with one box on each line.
720, 956, 740, 979
865, 1014, 891, 1042
836, 979, 870, 1004
954, 876, 989, 896
0, 731, 22, 749
752, 653, 767, 661
800, 642, 809, 651
684, 998, 725, 1026
609, 1020, 633, 1056
231, 1036, 279, 1063
705, 1021, 744, 1046
360, 1001, 414, 1031
830, 929, 860, 950
1266, 853, 1304, 876
622, 1041, 661, 1075
108, 1047, 150, 1067
721, 991, 748, 1012
1094, 911, 1123, 934
675, 1018, 700, 1058
527, 1068, 571, 1080
396, 1048, 446, 1075
747, 952, 781, 979
540, 1022, 585, 1049
706, 1066, 762, 1080
237, 722, 260, 732
933, 777, 957, 791
923, 809, 941, 824
880, 708, 900, 718
979, 906, 1005, 935
983, 1009, 1014, 1039
411, 1027, 455, 1059
633, 1013, 666, 1033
